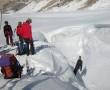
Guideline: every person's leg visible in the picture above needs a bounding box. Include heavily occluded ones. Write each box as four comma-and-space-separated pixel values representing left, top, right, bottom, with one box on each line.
10, 35, 14, 46
30, 40, 35, 55
19, 36, 24, 46
24, 39, 30, 56
19, 36, 24, 53
6, 35, 9, 45
74, 66, 79, 75
74, 68, 77, 75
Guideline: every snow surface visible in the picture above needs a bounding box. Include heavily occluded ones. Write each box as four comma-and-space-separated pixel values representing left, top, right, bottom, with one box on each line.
1, 9, 110, 46
1, 22, 110, 90
0, 0, 110, 89
0, 35, 85, 90
48, 25, 110, 90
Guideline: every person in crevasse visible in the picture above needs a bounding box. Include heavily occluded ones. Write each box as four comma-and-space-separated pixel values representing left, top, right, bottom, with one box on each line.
74, 56, 83, 75
3, 21, 13, 46
21, 18, 35, 56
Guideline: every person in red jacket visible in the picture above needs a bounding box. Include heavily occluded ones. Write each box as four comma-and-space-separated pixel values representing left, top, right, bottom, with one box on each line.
3, 21, 13, 45
16, 22, 25, 55
16, 21, 24, 44
21, 18, 35, 56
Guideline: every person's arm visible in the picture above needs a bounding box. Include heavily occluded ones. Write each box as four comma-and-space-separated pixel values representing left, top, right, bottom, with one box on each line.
29, 25, 32, 40
16, 26, 19, 36
3, 26, 7, 37
9, 25, 13, 35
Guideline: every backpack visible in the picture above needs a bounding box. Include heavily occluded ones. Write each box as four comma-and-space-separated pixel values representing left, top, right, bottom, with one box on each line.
16, 42, 27, 55
0, 54, 23, 79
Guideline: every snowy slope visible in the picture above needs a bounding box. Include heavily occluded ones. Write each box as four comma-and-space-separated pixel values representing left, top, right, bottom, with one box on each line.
83, 26, 110, 90
1, 0, 110, 13
17, 0, 89, 12
0, 40, 85, 90
16, 0, 110, 13
89, 0, 110, 10
46, 25, 110, 90
17, 0, 52, 13
0, 3, 110, 90
46, 0, 89, 12
16, 1, 38, 13
1, 9, 110, 46
1, 24, 110, 90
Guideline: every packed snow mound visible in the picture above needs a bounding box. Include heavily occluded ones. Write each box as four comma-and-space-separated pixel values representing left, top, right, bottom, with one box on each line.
82, 26, 110, 90
47, 25, 110, 90
33, 32, 48, 42
47, 26, 86, 65
27, 42, 74, 82
22, 41, 75, 82
15, 40, 86, 89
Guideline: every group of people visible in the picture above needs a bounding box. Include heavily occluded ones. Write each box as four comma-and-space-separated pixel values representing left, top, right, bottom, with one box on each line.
3, 18, 83, 76
3, 18, 35, 56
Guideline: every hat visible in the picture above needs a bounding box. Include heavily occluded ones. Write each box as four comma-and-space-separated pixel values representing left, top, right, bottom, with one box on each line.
4, 21, 8, 24
26, 18, 32, 23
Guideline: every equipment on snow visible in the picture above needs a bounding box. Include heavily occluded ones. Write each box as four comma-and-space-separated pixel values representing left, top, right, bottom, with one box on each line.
16, 41, 27, 55
0, 54, 23, 79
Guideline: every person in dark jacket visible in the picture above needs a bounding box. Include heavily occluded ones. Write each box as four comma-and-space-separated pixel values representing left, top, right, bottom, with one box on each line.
74, 56, 83, 75
21, 18, 35, 56
3, 21, 13, 45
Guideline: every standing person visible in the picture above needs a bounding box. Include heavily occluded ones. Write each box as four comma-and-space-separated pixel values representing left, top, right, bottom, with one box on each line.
3, 21, 13, 46
16, 21, 23, 44
16, 21, 24, 54
74, 56, 83, 75
21, 18, 35, 56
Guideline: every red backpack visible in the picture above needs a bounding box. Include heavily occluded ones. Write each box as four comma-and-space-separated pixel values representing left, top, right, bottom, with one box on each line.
0, 54, 23, 79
